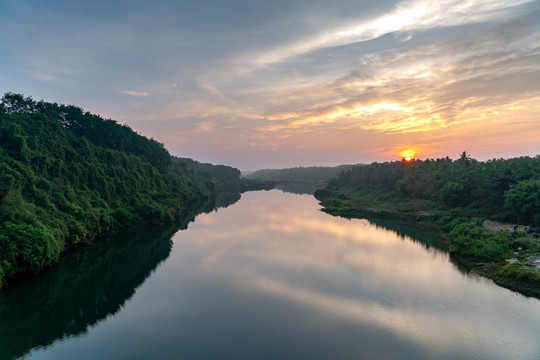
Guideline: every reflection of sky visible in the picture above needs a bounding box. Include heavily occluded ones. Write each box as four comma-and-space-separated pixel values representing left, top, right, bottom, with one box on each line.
174, 190, 540, 359
25, 190, 540, 359
1, 0, 539, 168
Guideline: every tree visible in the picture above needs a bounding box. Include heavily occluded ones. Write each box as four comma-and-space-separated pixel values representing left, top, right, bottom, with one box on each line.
456, 151, 472, 167
440, 182, 466, 207
1, 93, 36, 114
505, 179, 540, 225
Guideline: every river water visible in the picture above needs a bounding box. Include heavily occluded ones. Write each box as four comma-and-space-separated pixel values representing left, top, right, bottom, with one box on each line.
1, 190, 540, 360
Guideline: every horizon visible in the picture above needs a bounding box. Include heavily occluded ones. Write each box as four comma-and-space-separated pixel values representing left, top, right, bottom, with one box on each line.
1, 0, 539, 170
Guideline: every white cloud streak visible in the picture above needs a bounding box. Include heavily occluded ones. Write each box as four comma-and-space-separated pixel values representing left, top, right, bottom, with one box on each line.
121, 90, 149, 97
254, 0, 533, 66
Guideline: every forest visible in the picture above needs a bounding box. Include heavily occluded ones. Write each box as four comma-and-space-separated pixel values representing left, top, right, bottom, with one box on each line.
174, 156, 273, 193
0, 93, 259, 288
316, 152, 540, 225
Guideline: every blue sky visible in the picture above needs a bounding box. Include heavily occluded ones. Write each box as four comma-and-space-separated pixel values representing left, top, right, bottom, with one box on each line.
1, 0, 539, 170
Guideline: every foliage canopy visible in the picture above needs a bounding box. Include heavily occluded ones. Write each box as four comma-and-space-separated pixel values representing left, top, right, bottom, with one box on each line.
0, 93, 216, 287
316, 153, 540, 224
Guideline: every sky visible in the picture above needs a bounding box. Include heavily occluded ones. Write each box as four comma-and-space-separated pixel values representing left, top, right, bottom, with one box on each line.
1, 0, 539, 171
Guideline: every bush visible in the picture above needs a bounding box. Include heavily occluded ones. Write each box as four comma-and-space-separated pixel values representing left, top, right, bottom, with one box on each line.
1, 222, 60, 275
499, 263, 540, 282
449, 223, 512, 261
112, 207, 137, 228
511, 235, 538, 251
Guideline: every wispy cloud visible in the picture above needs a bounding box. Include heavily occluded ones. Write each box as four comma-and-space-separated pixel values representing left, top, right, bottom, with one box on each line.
244, 4, 540, 138
254, 0, 533, 66
120, 90, 149, 97
195, 121, 217, 133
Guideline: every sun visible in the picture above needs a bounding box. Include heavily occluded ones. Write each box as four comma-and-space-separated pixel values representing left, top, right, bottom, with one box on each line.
400, 149, 416, 162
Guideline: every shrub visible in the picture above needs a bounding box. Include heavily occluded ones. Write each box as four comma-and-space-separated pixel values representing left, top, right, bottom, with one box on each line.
449, 223, 512, 261
1, 222, 60, 274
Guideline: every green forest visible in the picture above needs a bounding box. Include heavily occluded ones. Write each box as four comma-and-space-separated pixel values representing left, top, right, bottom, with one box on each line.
0, 93, 263, 288
174, 156, 273, 193
315, 152, 540, 296
316, 152, 540, 225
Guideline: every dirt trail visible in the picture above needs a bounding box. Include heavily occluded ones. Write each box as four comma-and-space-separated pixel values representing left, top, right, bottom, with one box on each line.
482, 220, 527, 231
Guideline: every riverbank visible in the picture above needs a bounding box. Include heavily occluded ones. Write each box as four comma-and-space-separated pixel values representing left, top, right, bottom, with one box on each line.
316, 191, 540, 298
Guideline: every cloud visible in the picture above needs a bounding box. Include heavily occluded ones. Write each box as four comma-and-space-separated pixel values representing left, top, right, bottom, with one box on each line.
239, 3, 540, 138
197, 80, 235, 104
2, 0, 538, 167
120, 90, 149, 97
253, 0, 533, 66
195, 121, 216, 133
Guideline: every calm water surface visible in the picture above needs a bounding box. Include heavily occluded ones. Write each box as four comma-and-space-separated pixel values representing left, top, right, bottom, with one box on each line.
2, 190, 540, 359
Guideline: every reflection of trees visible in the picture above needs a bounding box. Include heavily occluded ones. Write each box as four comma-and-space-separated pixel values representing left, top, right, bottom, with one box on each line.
351, 218, 482, 277
0, 198, 237, 360
275, 182, 325, 195
212, 191, 242, 210
368, 219, 449, 252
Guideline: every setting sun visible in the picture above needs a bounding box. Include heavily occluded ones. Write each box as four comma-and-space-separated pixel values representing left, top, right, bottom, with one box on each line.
400, 149, 416, 162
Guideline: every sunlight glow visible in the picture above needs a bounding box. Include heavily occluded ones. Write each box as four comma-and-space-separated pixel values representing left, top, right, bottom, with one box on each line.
400, 148, 417, 161
154, 0, 539, 166
354, 103, 412, 114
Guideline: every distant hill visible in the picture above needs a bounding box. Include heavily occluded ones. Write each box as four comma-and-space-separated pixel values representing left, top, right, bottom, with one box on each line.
173, 157, 274, 193
244, 165, 360, 194
174, 157, 241, 182
245, 165, 357, 182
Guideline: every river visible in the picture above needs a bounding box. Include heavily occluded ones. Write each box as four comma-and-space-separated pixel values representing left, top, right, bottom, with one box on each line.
1, 190, 540, 359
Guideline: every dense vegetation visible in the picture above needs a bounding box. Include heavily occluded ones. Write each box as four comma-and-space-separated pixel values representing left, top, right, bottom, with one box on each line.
315, 152, 540, 296
0, 93, 219, 287
174, 157, 274, 193
316, 152, 540, 224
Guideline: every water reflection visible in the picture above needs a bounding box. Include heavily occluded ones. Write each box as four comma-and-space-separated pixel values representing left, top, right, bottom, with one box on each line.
212, 190, 242, 210
0, 199, 230, 360
7, 190, 540, 360
172, 191, 540, 359
274, 182, 322, 195
369, 218, 449, 251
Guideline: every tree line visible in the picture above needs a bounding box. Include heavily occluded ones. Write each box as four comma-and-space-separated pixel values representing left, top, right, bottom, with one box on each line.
245, 165, 356, 182
316, 152, 540, 226
172, 157, 274, 193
